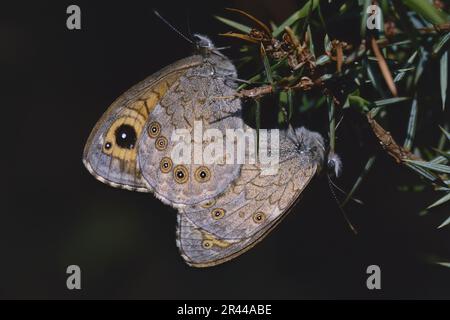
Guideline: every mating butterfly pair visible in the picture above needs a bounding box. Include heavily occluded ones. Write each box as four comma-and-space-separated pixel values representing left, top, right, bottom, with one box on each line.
83, 34, 326, 267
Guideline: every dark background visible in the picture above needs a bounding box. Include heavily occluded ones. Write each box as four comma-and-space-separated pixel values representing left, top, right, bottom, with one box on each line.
2, 0, 449, 299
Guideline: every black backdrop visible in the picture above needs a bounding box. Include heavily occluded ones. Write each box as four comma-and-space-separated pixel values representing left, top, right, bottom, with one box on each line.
2, 0, 450, 299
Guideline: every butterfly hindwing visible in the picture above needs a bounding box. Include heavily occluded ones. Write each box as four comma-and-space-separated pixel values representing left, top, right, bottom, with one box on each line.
137, 53, 244, 206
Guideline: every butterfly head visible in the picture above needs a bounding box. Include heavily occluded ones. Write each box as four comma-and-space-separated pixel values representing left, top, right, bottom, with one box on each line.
287, 125, 342, 177
287, 126, 326, 167
193, 34, 214, 49
193, 33, 217, 56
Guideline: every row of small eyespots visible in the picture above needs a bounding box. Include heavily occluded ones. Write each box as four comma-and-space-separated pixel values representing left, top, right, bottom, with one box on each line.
210, 207, 266, 223
201, 210, 267, 250
159, 157, 212, 184
150, 121, 212, 184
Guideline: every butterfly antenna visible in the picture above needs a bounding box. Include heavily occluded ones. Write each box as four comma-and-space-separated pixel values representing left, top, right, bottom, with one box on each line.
327, 174, 358, 235
153, 10, 194, 45
287, 124, 302, 146
225, 77, 254, 84
335, 114, 345, 131
328, 178, 363, 205
215, 46, 232, 51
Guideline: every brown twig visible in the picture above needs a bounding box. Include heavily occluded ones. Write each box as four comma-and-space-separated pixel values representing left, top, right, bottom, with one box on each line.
367, 114, 419, 163
371, 37, 398, 97
238, 76, 319, 99
238, 85, 274, 98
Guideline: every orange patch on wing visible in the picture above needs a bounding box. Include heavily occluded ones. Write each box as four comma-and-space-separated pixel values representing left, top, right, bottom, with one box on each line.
139, 71, 185, 117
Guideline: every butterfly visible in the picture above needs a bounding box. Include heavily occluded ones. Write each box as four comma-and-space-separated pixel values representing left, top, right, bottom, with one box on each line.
83, 34, 328, 267
177, 126, 326, 267
83, 34, 243, 202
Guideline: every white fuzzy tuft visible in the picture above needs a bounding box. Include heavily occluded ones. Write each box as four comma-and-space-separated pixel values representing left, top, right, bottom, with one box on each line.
327, 152, 343, 177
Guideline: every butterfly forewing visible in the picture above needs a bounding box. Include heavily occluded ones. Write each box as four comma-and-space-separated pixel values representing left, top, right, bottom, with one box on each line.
83, 56, 205, 191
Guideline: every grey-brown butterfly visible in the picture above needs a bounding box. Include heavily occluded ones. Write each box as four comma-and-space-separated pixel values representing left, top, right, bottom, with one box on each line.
83, 34, 243, 202
176, 125, 326, 267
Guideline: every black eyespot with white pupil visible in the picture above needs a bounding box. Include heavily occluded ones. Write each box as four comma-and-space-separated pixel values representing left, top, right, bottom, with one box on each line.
211, 208, 225, 220
252, 212, 266, 224
104, 142, 112, 150
114, 124, 137, 149
160, 157, 173, 174
173, 165, 189, 183
195, 166, 211, 182
202, 240, 212, 249
148, 122, 161, 138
